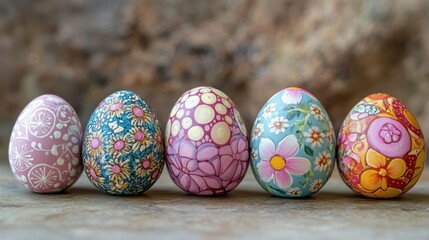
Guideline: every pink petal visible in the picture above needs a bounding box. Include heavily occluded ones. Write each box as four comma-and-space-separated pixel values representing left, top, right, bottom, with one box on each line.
179, 141, 196, 159
188, 180, 200, 193
199, 162, 216, 175
347, 133, 358, 142
219, 145, 232, 156
225, 181, 239, 192
273, 170, 293, 189
285, 157, 311, 175
257, 160, 274, 182
179, 174, 191, 190
196, 144, 218, 161
211, 156, 221, 174
276, 135, 299, 158
191, 175, 207, 190
231, 137, 239, 152
204, 177, 222, 189
220, 155, 234, 174
169, 163, 181, 177
237, 138, 248, 153
240, 150, 249, 162
220, 160, 238, 181
186, 159, 199, 172
259, 138, 276, 161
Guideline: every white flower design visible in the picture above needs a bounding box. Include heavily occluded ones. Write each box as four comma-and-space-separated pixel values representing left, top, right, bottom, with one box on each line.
10, 144, 34, 170
310, 178, 324, 193
310, 104, 324, 121
287, 187, 302, 196
304, 126, 325, 148
29, 165, 61, 191
269, 116, 289, 135
262, 103, 276, 118
252, 123, 264, 141
29, 109, 55, 137
314, 151, 331, 172
251, 149, 258, 160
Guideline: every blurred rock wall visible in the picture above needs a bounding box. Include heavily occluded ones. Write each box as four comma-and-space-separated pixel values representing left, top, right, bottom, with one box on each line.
1, 0, 429, 162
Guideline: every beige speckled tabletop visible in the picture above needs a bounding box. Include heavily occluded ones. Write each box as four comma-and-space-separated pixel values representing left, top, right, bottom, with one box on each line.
1, 163, 429, 240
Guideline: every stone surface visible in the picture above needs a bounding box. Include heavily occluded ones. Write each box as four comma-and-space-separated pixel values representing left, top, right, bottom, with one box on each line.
1, 0, 429, 164
1, 163, 429, 239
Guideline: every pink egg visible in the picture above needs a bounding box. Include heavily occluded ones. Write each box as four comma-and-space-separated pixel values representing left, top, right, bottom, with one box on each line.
165, 86, 249, 195
9, 95, 83, 193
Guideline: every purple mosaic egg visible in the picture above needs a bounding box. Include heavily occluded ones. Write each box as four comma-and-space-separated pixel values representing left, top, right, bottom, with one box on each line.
165, 86, 249, 195
9, 94, 83, 193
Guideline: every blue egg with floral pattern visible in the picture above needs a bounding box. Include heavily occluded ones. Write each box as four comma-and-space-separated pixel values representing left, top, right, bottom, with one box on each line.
82, 90, 164, 195
250, 87, 336, 198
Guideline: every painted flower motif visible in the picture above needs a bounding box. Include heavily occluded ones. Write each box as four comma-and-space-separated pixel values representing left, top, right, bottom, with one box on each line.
338, 132, 358, 152
252, 122, 264, 141
310, 178, 324, 193
314, 151, 331, 172
262, 103, 276, 118
130, 104, 152, 126
85, 158, 105, 187
167, 134, 248, 195
105, 99, 125, 118
379, 123, 401, 143
109, 179, 129, 192
281, 88, 302, 104
86, 130, 104, 158
10, 144, 33, 171
310, 104, 324, 120
129, 127, 152, 153
135, 153, 156, 177
216, 134, 249, 184
29, 110, 54, 137
326, 129, 335, 144
28, 165, 61, 191
154, 127, 164, 151
251, 149, 258, 160
304, 126, 325, 148
109, 135, 131, 159
287, 187, 302, 196
360, 149, 406, 192
269, 116, 289, 135
257, 136, 311, 190
367, 117, 410, 158
167, 140, 207, 193
104, 158, 130, 182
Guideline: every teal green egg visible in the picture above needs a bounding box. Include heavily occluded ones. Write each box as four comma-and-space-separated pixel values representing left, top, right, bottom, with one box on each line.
250, 87, 336, 198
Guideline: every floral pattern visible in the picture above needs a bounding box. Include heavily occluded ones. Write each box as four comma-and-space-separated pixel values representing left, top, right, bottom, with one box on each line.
9, 94, 83, 193
257, 136, 310, 189
337, 93, 426, 198
82, 90, 164, 195
165, 86, 249, 195
250, 87, 336, 198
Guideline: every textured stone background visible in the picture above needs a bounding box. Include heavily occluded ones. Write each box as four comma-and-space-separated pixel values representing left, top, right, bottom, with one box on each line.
1, 0, 429, 162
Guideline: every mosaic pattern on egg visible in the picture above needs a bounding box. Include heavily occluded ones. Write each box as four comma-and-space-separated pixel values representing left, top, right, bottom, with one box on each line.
165, 86, 249, 195
337, 93, 426, 198
82, 90, 164, 195
9, 95, 83, 193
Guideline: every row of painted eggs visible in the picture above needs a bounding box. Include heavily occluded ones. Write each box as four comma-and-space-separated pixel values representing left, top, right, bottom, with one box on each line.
8, 87, 426, 198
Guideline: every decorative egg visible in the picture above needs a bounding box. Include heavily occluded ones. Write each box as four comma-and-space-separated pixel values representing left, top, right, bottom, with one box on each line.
250, 87, 336, 198
337, 93, 425, 198
9, 94, 83, 193
165, 86, 249, 195
82, 90, 164, 195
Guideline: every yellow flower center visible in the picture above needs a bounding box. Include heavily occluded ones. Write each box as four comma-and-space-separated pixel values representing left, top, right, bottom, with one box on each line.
270, 155, 286, 171
378, 168, 387, 177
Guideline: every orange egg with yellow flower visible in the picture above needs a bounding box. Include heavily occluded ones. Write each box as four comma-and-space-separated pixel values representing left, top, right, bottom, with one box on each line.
337, 93, 425, 198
